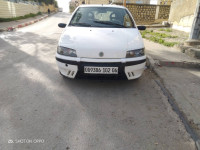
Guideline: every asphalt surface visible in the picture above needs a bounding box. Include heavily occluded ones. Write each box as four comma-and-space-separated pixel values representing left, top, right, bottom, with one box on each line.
0, 12, 196, 150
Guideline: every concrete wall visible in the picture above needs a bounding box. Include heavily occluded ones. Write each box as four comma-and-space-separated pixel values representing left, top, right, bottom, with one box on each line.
127, 4, 157, 24
158, 5, 171, 19
40, 3, 57, 13
85, 0, 110, 4
169, 0, 197, 32
0, 0, 56, 18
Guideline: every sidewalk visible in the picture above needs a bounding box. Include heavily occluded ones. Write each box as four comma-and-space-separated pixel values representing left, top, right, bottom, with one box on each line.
145, 39, 200, 67
0, 14, 49, 32
145, 39, 200, 149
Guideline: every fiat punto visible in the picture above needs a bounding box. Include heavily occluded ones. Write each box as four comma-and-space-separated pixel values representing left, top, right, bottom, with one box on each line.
56, 5, 146, 80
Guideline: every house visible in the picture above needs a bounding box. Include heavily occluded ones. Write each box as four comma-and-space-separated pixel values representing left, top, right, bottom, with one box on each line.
157, 0, 173, 5
112, 0, 150, 4
77, 0, 86, 4
85, 0, 111, 4
69, 0, 111, 12
168, 0, 199, 39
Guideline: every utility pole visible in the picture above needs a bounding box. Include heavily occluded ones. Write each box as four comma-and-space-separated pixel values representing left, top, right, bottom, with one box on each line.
123, 0, 126, 7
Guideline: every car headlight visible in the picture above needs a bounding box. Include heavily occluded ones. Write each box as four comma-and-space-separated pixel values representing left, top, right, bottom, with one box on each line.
126, 48, 145, 58
57, 46, 77, 57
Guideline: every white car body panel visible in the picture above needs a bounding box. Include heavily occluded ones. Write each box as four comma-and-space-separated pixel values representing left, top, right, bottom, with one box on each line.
59, 27, 144, 59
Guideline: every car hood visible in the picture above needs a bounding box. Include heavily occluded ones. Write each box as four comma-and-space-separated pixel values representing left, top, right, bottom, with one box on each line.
59, 27, 144, 59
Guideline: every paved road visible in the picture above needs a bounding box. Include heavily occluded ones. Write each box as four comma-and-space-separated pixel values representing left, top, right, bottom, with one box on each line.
0, 13, 196, 150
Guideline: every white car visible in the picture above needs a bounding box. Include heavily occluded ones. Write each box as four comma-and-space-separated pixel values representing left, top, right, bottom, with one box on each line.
56, 5, 146, 80
58, 8, 63, 12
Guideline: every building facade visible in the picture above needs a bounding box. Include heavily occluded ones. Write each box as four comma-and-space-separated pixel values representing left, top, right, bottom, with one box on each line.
85, 0, 111, 4
69, 0, 111, 12
157, 0, 173, 5
113, 0, 150, 4
169, 0, 198, 34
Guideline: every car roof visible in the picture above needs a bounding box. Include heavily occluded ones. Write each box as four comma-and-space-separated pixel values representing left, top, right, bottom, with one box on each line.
78, 4, 126, 9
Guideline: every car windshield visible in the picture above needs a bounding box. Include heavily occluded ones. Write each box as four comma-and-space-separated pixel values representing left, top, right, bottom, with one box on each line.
69, 7, 136, 28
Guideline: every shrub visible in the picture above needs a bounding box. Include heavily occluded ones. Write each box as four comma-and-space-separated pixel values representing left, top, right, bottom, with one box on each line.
0, 12, 42, 22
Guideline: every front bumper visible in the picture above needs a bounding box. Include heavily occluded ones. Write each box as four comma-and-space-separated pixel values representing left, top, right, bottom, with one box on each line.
56, 55, 146, 80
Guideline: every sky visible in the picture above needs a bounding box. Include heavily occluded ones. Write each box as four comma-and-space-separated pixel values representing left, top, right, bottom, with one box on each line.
56, 0, 158, 12
150, 0, 158, 4
56, 0, 70, 12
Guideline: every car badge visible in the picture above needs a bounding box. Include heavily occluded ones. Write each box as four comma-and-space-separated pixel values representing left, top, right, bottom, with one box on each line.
99, 52, 104, 57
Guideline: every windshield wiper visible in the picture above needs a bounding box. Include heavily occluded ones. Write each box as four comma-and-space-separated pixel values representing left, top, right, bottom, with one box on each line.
94, 21, 126, 28
69, 22, 92, 27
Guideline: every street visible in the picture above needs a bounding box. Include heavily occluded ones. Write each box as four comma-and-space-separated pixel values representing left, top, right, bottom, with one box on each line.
0, 12, 196, 150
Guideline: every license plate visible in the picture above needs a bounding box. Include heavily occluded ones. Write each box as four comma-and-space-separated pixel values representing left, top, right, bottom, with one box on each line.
84, 66, 118, 74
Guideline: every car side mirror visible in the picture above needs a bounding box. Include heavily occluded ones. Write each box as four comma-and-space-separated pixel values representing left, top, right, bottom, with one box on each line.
58, 23, 67, 28
137, 26, 146, 30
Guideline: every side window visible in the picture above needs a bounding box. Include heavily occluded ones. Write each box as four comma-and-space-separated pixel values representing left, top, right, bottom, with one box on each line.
123, 14, 133, 28
75, 13, 82, 22
70, 9, 82, 24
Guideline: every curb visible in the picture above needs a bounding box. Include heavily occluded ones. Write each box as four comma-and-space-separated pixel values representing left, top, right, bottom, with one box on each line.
146, 56, 200, 69
0, 28, 7, 32
197, 140, 200, 150
145, 25, 169, 28
147, 55, 200, 150
177, 45, 200, 60
0, 14, 52, 32
158, 60, 200, 69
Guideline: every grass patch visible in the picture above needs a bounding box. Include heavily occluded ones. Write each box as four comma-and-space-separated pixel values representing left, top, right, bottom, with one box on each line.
141, 30, 178, 47
141, 30, 177, 38
159, 28, 172, 32
146, 36, 178, 47
0, 12, 42, 22
148, 36, 165, 44
163, 41, 178, 47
